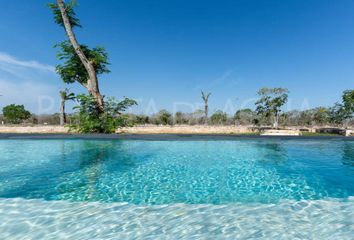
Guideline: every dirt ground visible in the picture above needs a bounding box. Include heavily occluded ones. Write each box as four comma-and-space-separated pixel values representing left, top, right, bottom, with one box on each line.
0, 126, 70, 134
0, 125, 254, 134
116, 125, 255, 134
0, 124, 351, 135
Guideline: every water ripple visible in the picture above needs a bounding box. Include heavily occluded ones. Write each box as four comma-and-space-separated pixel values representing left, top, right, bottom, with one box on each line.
0, 198, 353, 239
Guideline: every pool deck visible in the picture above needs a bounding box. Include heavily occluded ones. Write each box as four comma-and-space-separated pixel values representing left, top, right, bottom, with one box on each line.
0, 133, 353, 141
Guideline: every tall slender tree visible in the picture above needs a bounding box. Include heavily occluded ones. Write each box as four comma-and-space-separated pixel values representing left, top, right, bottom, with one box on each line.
201, 91, 211, 125
59, 88, 75, 126
49, 0, 107, 111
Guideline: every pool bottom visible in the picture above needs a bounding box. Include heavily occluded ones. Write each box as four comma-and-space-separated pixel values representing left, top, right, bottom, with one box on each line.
0, 198, 353, 239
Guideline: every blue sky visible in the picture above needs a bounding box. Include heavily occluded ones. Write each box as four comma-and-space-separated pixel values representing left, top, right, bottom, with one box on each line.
0, 0, 354, 114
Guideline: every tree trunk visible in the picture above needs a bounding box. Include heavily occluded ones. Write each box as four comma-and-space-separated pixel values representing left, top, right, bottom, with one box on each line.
60, 99, 65, 126
204, 104, 208, 125
274, 112, 279, 129
56, 0, 104, 112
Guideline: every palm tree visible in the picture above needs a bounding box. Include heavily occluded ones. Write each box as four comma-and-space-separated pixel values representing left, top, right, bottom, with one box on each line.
59, 88, 75, 126
201, 91, 211, 125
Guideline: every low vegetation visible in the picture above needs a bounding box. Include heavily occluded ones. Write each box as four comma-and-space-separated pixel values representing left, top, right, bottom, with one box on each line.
1, 89, 353, 130
70, 95, 136, 133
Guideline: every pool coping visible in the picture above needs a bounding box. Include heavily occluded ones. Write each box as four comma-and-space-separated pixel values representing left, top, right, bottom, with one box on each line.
0, 133, 353, 141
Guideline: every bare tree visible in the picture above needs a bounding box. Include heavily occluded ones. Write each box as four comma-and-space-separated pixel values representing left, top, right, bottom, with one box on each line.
53, 0, 105, 111
59, 88, 75, 126
201, 91, 211, 125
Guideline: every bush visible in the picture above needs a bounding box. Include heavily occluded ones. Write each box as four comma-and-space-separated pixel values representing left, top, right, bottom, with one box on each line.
2, 104, 31, 124
70, 94, 137, 133
174, 111, 189, 124
313, 107, 330, 125
154, 110, 172, 125
210, 110, 228, 125
123, 114, 149, 125
234, 109, 255, 125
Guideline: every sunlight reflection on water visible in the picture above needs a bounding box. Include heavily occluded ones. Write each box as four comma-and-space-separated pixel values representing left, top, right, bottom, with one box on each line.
0, 198, 353, 239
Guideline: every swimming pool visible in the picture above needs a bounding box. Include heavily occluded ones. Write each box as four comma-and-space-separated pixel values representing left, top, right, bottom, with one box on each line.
0, 138, 353, 239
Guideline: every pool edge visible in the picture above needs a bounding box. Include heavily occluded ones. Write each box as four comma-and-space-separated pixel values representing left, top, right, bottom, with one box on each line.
0, 133, 353, 141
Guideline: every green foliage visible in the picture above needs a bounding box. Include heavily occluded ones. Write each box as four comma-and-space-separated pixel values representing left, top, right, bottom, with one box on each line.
328, 90, 354, 125
135, 115, 150, 124
114, 115, 134, 128
278, 112, 290, 127
2, 104, 31, 124
118, 114, 150, 126
210, 110, 228, 125
60, 88, 75, 101
234, 108, 255, 125
55, 41, 110, 85
255, 88, 289, 117
329, 103, 348, 125
255, 87, 289, 127
174, 111, 188, 124
298, 110, 314, 126
185, 109, 204, 125
71, 95, 137, 133
342, 90, 354, 115
313, 107, 330, 125
156, 110, 172, 125
48, 0, 81, 28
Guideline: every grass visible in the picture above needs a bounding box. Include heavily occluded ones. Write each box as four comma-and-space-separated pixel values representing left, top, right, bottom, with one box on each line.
232, 132, 260, 135
300, 132, 342, 137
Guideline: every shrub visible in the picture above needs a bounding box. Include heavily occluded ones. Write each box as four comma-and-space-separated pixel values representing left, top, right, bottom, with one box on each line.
154, 110, 172, 125
234, 109, 255, 125
70, 94, 137, 133
174, 111, 188, 124
210, 110, 228, 125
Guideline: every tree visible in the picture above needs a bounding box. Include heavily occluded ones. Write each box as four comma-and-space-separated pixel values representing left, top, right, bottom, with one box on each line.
210, 110, 228, 125
3, 104, 31, 124
49, 0, 107, 111
174, 111, 187, 124
313, 107, 330, 126
329, 103, 345, 125
189, 109, 205, 125
234, 109, 255, 125
329, 90, 354, 126
50, 1, 136, 133
156, 110, 172, 125
342, 90, 354, 117
59, 88, 75, 126
255, 88, 289, 128
201, 91, 211, 125
135, 115, 150, 125
298, 109, 314, 126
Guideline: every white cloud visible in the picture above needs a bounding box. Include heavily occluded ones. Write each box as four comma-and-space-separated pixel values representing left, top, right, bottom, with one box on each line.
0, 79, 59, 114
0, 52, 63, 114
0, 52, 55, 72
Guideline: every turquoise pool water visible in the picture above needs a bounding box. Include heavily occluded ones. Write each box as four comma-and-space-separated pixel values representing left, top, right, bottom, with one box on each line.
0, 138, 353, 239
0, 139, 353, 204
